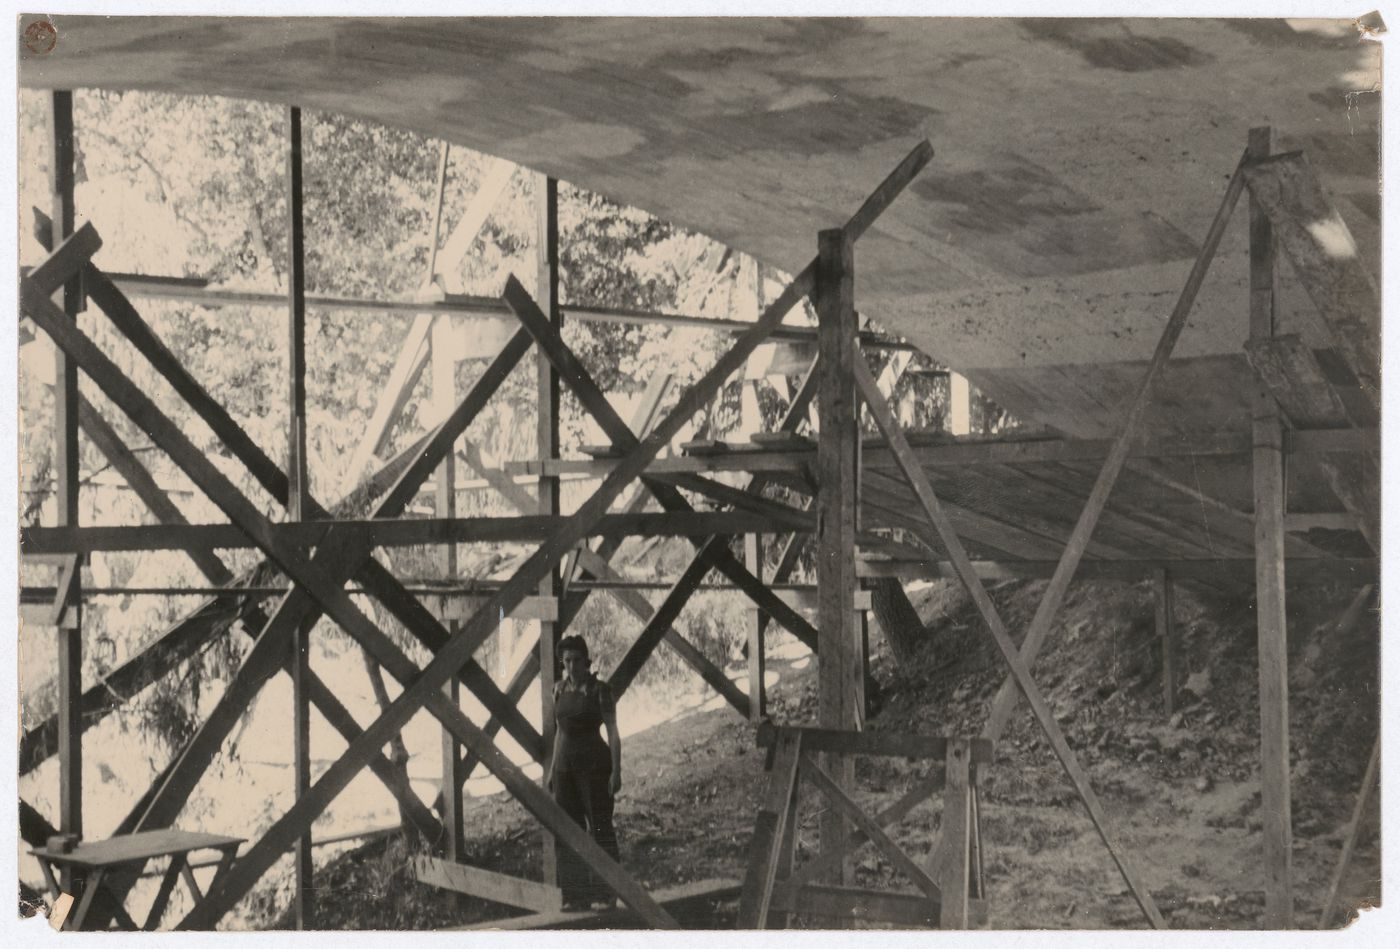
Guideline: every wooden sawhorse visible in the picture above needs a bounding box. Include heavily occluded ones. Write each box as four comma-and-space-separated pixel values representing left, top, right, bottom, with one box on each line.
738, 724, 990, 929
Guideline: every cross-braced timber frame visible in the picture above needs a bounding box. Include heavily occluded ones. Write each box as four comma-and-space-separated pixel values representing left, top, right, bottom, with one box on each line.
17, 96, 1378, 932
739, 725, 991, 929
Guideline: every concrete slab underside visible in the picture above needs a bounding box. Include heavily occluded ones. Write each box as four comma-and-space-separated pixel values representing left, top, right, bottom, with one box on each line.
19, 15, 1380, 438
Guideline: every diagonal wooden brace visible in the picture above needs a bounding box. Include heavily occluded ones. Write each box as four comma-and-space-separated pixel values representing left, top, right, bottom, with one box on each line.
47, 555, 81, 627
786, 767, 945, 890
854, 356, 1166, 928
981, 151, 1250, 744
799, 752, 940, 900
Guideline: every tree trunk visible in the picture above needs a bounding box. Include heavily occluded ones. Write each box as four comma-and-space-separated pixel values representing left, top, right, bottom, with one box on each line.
869, 577, 927, 663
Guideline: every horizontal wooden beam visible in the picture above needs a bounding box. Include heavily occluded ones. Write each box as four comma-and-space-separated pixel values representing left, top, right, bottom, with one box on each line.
1284, 512, 1361, 533
84, 270, 915, 351
856, 556, 1375, 583
505, 426, 1372, 478
21, 510, 802, 555
742, 589, 873, 612
756, 722, 993, 764
439, 595, 558, 622
413, 856, 562, 912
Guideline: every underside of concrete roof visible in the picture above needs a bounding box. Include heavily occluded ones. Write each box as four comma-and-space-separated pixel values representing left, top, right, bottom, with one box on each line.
18, 15, 1381, 438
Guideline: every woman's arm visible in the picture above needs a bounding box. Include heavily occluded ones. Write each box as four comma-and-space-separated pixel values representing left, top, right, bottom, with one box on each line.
606, 720, 622, 796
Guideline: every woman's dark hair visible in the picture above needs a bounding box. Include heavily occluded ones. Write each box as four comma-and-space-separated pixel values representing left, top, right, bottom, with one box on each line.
558, 635, 590, 660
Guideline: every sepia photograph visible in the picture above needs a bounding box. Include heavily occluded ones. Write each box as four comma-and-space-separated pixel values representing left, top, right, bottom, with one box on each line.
8, 5, 1388, 939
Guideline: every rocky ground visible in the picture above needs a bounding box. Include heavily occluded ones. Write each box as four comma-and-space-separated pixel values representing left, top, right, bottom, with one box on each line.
253, 576, 1380, 931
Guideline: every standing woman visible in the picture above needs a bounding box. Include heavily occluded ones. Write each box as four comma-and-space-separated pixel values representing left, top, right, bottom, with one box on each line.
543, 635, 623, 910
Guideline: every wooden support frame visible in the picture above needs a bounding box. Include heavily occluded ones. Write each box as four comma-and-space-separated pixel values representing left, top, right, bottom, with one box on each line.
171, 143, 927, 929
23, 247, 528, 920
737, 729, 804, 927
173, 246, 822, 927
456, 392, 755, 726
88, 283, 542, 757
854, 356, 1165, 928
938, 740, 973, 928
502, 283, 888, 722
19, 142, 928, 931
740, 725, 984, 929
455, 436, 752, 772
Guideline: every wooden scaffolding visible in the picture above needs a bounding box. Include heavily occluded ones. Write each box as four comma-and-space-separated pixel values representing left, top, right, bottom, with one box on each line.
17, 90, 1378, 931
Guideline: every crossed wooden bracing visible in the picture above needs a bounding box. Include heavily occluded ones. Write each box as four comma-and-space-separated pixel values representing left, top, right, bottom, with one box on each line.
18, 140, 935, 929
18, 119, 1378, 931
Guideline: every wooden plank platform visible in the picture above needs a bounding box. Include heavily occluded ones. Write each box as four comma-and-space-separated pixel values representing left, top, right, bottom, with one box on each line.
455, 878, 741, 930
30, 829, 244, 869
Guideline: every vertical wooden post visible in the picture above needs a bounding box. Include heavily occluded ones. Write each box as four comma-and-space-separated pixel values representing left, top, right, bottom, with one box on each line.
939, 739, 971, 928
534, 173, 561, 885
50, 90, 83, 878
285, 106, 309, 520
1155, 568, 1178, 716
815, 228, 859, 886
858, 590, 874, 724
948, 371, 971, 436
1248, 125, 1293, 929
285, 104, 314, 929
745, 533, 767, 722
433, 315, 467, 863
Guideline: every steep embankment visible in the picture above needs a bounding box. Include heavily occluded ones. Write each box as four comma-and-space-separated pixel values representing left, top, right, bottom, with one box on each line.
269, 577, 1379, 930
